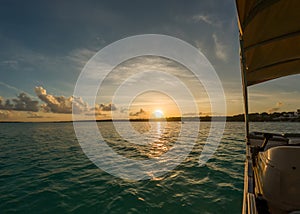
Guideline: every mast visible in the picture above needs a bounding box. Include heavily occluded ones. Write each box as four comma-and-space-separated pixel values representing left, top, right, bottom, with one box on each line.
239, 31, 249, 141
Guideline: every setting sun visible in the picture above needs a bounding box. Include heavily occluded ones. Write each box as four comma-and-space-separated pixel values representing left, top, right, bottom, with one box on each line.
153, 109, 164, 118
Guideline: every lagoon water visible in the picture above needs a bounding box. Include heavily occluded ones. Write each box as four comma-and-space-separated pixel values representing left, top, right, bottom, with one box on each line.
1, 122, 299, 213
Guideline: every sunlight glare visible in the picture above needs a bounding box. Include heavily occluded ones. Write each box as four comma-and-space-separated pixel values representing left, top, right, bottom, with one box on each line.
153, 109, 164, 118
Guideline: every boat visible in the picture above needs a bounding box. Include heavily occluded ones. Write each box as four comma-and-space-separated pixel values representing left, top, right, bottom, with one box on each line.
235, 0, 300, 213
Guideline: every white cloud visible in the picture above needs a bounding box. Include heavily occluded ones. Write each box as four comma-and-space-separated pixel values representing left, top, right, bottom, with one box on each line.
212, 34, 228, 62
192, 14, 221, 27
194, 40, 206, 52
35, 86, 118, 116
192, 14, 214, 25
0, 81, 35, 98
105, 56, 196, 84
68, 48, 97, 66
0, 60, 18, 69
35, 86, 89, 114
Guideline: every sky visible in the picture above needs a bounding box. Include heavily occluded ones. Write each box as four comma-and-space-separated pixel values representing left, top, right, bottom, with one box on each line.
0, 0, 299, 121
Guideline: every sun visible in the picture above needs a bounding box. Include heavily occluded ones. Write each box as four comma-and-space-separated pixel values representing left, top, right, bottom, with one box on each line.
153, 109, 164, 118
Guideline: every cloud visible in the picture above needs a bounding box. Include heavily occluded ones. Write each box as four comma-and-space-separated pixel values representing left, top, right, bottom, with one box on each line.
183, 112, 200, 117
97, 103, 117, 111
85, 111, 106, 116
267, 107, 280, 113
268, 102, 284, 113
103, 56, 196, 84
27, 112, 43, 118
199, 112, 212, 116
276, 102, 283, 107
12, 93, 39, 112
0, 93, 39, 112
0, 98, 13, 110
1, 60, 18, 65
0, 81, 35, 97
35, 86, 117, 116
119, 107, 128, 114
87, 103, 116, 116
194, 40, 205, 52
68, 48, 97, 66
35, 86, 89, 114
0, 60, 18, 69
0, 110, 11, 119
191, 13, 223, 29
212, 33, 228, 61
129, 108, 147, 117
73, 97, 90, 114
192, 14, 215, 26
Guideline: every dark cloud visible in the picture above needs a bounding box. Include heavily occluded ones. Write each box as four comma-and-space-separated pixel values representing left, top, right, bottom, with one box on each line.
0, 97, 12, 110
98, 103, 117, 111
12, 93, 39, 112
129, 108, 147, 117
199, 112, 212, 116
87, 103, 117, 116
0, 93, 39, 112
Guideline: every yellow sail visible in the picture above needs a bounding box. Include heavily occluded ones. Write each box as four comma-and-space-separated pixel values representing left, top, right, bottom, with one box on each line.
236, 0, 300, 86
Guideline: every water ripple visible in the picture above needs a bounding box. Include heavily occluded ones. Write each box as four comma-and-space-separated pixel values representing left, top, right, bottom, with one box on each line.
2, 122, 291, 213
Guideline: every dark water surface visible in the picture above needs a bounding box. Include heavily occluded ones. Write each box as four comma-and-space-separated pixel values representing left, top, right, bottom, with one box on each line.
1, 122, 298, 213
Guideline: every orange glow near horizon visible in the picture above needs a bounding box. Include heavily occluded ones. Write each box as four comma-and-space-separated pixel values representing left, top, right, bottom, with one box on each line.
153, 109, 164, 118
127, 91, 182, 119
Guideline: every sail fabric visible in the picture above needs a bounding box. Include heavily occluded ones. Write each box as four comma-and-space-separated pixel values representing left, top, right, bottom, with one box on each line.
236, 0, 300, 86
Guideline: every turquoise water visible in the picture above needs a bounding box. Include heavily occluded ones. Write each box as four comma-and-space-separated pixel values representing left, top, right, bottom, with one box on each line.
0, 122, 299, 213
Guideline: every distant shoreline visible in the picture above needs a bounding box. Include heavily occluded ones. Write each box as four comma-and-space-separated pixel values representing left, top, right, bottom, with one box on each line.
1, 114, 299, 123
